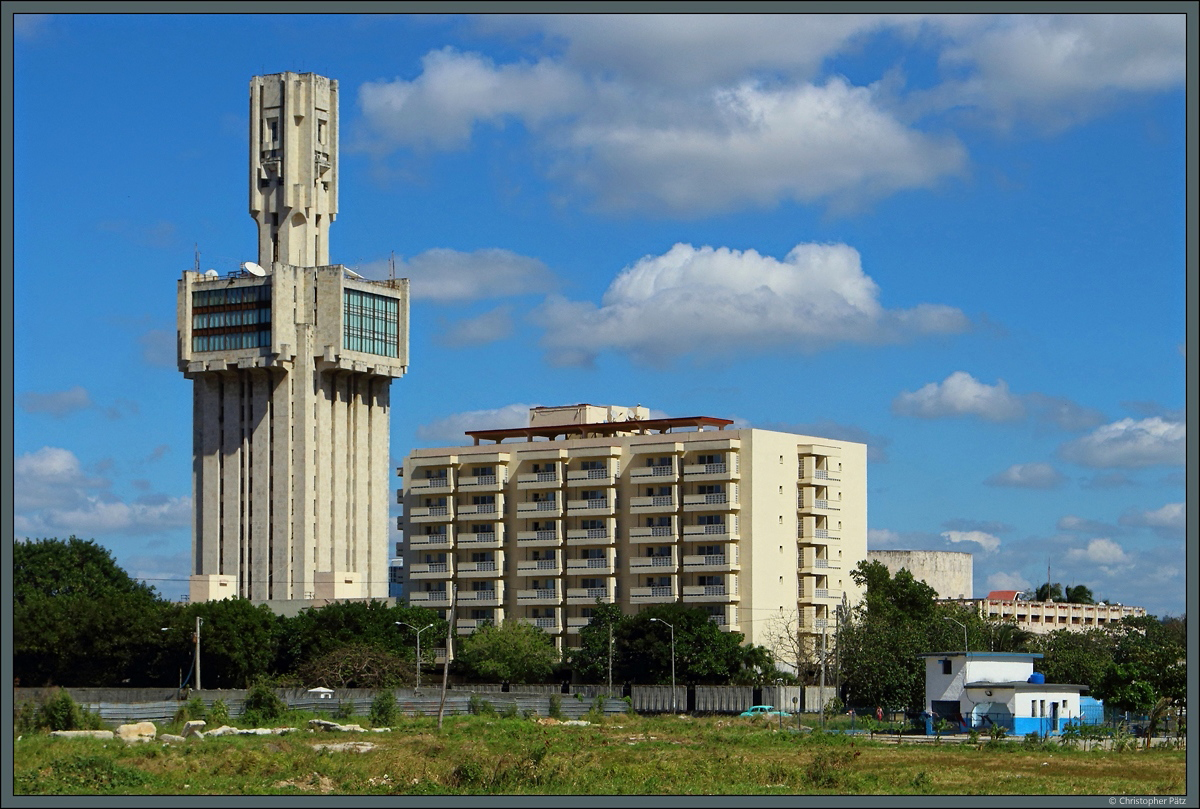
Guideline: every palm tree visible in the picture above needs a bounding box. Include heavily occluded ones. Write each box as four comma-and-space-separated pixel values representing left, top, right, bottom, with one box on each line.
988, 620, 1035, 653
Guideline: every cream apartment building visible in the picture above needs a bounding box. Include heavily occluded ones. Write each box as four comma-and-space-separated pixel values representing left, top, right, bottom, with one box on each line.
398, 405, 867, 658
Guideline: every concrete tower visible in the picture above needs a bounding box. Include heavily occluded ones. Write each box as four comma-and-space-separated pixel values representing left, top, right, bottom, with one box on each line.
178, 72, 409, 604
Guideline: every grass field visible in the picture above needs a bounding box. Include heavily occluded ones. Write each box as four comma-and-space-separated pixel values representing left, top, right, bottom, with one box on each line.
12, 712, 1188, 796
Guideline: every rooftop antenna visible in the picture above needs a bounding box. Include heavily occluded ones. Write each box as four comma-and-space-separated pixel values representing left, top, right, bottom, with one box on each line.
194, 244, 201, 273
389, 251, 396, 284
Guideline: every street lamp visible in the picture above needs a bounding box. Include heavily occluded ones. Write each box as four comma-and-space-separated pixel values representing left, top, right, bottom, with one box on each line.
161, 615, 203, 692
397, 622, 434, 691
943, 616, 968, 657
649, 618, 676, 714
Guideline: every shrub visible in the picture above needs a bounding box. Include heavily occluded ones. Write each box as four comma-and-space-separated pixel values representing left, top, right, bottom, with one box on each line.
469, 695, 496, 716
369, 691, 399, 727
241, 680, 287, 725
334, 699, 356, 720
548, 694, 563, 719
172, 696, 208, 725
208, 699, 230, 726
821, 696, 844, 720
500, 702, 520, 719
36, 689, 101, 731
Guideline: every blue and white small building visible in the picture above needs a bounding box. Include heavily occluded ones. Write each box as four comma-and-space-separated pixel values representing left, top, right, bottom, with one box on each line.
922, 652, 1090, 736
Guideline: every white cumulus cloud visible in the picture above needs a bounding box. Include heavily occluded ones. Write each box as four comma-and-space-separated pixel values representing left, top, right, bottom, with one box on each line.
438, 306, 515, 347
985, 571, 1031, 592
894, 371, 1024, 422
1064, 538, 1132, 572
867, 528, 904, 549
415, 403, 540, 446
360, 248, 557, 303
985, 462, 1065, 489
1058, 416, 1185, 468
535, 242, 968, 366
1119, 502, 1185, 537
941, 530, 1000, 553
18, 386, 94, 418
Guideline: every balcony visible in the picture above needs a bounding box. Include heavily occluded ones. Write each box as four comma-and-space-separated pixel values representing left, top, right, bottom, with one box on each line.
682, 549, 740, 573
629, 554, 678, 574
409, 505, 453, 523
516, 470, 560, 489
630, 584, 676, 603
408, 590, 450, 605
517, 558, 563, 576
517, 588, 562, 605
457, 585, 504, 607
457, 529, 504, 549
566, 526, 615, 546
682, 492, 739, 512
629, 524, 677, 543
457, 618, 495, 634
797, 554, 840, 573
516, 528, 562, 547
523, 615, 562, 633
457, 559, 503, 578
630, 493, 676, 513
705, 605, 741, 631
567, 468, 617, 486
683, 461, 740, 482
409, 476, 451, 491
566, 616, 591, 634
682, 583, 739, 603
797, 525, 840, 542
682, 524, 738, 541
630, 464, 678, 482
797, 495, 839, 514
459, 471, 507, 491
409, 532, 453, 551
457, 499, 502, 518
566, 557, 616, 576
798, 587, 843, 601
409, 561, 453, 579
566, 582, 616, 604
516, 499, 562, 518
566, 497, 614, 516
797, 463, 840, 484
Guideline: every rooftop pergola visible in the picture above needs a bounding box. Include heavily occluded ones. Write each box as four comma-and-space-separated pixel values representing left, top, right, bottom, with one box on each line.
464, 415, 734, 445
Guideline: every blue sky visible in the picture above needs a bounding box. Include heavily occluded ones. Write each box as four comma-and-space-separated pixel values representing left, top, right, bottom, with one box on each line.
10, 13, 1189, 617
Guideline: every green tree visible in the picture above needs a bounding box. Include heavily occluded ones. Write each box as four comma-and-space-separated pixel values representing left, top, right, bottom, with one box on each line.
1034, 582, 1065, 603
454, 619, 560, 683
1097, 616, 1186, 711
14, 537, 171, 687
162, 599, 281, 689
1033, 628, 1114, 690
1064, 585, 1095, 605
619, 604, 752, 685
572, 602, 626, 684
275, 600, 443, 675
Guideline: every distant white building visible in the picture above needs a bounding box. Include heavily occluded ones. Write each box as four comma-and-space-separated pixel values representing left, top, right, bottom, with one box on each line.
944, 590, 1146, 635
922, 651, 1090, 736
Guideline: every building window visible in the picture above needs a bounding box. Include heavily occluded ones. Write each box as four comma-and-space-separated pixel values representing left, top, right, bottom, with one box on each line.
191, 284, 272, 352
343, 288, 400, 357
942, 660, 951, 675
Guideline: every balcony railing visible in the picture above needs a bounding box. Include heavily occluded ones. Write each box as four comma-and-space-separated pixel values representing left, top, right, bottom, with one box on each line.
517, 588, 562, 603
566, 586, 613, 604
409, 505, 452, 521
630, 494, 675, 510
410, 476, 450, 490
516, 529, 562, 545
410, 533, 453, 549
630, 585, 676, 602
631, 464, 676, 479
683, 524, 734, 537
516, 470, 559, 486
682, 584, 739, 602
567, 556, 613, 570
457, 502, 499, 517
409, 561, 452, 577
629, 524, 676, 542
567, 498, 613, 514
517, 500, 562, 516
630, 555, 677, 572
523, 616, 561, 631
682, 553, 738, 571
457, 560, 500, 576
457, 587, 503, 604
567, 468, 615, 482
517, 559, 563, 576
458, 531, 502, 547
409, 590, 449, 604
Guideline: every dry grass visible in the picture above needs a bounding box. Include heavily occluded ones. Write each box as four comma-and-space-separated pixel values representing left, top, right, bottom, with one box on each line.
13, 713, 1187, 796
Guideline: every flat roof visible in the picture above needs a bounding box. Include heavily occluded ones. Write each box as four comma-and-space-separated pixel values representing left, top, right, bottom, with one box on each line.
919, 652, 1044, 659
965, 681, 1088, 691
464, 415, 735, 445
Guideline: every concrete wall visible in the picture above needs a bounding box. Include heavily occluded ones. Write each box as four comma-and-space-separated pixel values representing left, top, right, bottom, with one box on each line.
868, 550, 972, 599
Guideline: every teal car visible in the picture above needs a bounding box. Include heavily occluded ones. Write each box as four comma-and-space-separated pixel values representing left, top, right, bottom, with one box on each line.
739, 705, 791, 718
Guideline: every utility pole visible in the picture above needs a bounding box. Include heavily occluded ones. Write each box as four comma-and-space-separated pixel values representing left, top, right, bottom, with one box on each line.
607, 623, 613, 696
437, 583, 456, 730
194, 616, 203, 692
819, 625, 827, 730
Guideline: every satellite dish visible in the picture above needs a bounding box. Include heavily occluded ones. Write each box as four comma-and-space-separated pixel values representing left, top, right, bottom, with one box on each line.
243, 261, 266, 277
204, 269, 219, 277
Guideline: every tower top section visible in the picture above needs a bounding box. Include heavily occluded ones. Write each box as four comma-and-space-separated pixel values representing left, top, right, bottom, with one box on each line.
249, 72, 338, 268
